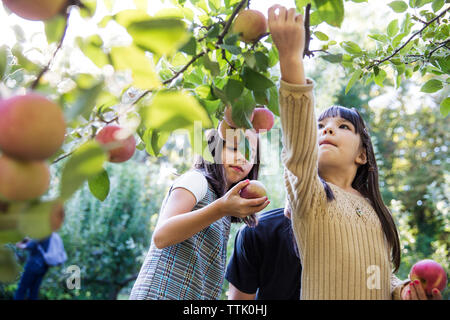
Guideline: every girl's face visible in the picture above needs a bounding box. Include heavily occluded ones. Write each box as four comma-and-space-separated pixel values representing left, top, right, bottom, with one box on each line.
221, 130, 258, 186
317, 116, 367, 171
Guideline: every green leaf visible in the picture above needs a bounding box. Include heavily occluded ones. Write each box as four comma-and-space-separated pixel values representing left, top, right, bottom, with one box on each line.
179, 36, 197, 55
44, 15, 66, 44
320, 53, 343, 63
224, 33, 240, 46
313, 0, 344, 28
0, 45, 8, 80
65, 80, 104, 122
230, 89, 255, 129
387, 19, 399, 37
252, 89, 269, 105
220, 44, 241, 55
243, 51, 257, 69
202, 54, 220, 77
254, 52, 269, 72
88, 169, 110, 201
432, 0, 445, 12
401, 13, 412, 33
60, 141, 107, 201
79, 0, 97, 18
141, 90, 212, 132
368, 33, 389, 43
439, 97, 450, 116
206, 23, 221, 39
295, 0, 312, 14
127, 17, 190, 56
392, 32, 407, 47
225, 79, 244, 103
77, 35, 109, 69
241, 67, 275, 91
11, 44, 40, 73
18, 201, 56, 239
420, 79, 443, 93
340, 41, 362, 55
314, 31, 329, 41
374, 68, 387, 87
110, 45, 161, 90
345, 69, 362, 94
267, 86, 280, 117
144, 128, 171, 157
388, 1, 408, 13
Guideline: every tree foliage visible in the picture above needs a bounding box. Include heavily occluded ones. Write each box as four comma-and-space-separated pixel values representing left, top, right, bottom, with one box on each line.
0, 0, 448, 296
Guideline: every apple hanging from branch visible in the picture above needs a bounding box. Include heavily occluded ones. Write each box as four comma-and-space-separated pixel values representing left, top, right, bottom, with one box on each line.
0, 93, 66, 161
0, 155, 50, 201
232, 9, 268, 43
95, 125, 137, 163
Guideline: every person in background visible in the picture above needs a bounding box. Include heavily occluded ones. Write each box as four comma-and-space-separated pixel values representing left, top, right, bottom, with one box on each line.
14, 236, 51, 300
226, 204, 303, 300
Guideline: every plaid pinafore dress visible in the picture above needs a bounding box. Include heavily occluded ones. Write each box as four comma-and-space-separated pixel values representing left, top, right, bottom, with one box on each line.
130, 180, 232, 300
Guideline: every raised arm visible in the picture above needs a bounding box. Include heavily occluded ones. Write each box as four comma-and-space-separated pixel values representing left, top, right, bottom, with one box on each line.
268, 6, 324, 216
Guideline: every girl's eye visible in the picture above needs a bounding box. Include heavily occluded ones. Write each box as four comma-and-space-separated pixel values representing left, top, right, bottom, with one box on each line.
318, 123, 324, 129
339, 124, 350, 130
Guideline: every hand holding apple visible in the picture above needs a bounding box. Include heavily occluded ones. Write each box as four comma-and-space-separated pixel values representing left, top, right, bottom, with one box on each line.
402, 259, 447, 300
217, 180, 269, 219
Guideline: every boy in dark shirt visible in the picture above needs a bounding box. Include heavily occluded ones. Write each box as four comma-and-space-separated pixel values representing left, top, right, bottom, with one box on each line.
225, 207, 302, 300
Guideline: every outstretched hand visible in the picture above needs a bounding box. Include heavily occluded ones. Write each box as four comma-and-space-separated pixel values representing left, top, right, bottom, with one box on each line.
268, 5, 306, 85
268, 5, 305, 61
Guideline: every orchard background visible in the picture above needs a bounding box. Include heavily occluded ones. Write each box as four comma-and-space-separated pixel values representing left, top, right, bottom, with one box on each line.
0, 0, 448, 300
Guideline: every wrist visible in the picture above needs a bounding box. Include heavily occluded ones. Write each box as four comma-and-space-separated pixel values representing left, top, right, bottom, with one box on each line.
211, 198, 226, 218
279, 55, 306, 85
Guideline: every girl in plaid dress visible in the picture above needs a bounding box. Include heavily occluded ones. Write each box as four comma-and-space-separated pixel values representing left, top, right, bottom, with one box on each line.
130, 128, 269, 300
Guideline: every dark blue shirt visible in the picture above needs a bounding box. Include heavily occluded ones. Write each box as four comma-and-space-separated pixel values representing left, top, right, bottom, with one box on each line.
225, 208, 302, 300
24, 237, 51, 272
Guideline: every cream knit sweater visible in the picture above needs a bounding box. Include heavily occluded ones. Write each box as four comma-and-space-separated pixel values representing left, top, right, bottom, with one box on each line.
279, 79, 408, 300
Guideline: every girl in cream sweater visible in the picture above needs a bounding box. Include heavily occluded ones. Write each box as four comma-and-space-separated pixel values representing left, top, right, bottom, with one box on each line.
268, 5, 443, 300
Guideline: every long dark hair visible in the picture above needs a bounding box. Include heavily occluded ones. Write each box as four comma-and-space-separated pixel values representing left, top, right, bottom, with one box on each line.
318, 105, 401, 272
194, 128, 260, 227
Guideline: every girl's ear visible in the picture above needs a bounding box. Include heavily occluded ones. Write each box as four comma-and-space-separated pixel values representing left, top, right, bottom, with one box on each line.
356, 147, 368, 166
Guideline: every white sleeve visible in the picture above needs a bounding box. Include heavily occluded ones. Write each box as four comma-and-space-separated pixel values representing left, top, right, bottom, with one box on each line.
171, 170, 208, 205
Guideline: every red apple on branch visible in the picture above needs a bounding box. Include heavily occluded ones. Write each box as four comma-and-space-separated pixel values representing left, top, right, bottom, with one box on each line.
0, 93, 66, 161
232, 9, 268, 43
0, 155, 50, 201
95, 125, 136, 163
251, 106, 274, 133
409, 259, 447, 296
224, 106, 254, 128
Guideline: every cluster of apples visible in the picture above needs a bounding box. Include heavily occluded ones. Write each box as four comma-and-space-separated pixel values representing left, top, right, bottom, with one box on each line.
0, 94, 66, 202
0, 93, 66, 236
218, 105, 275, 145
